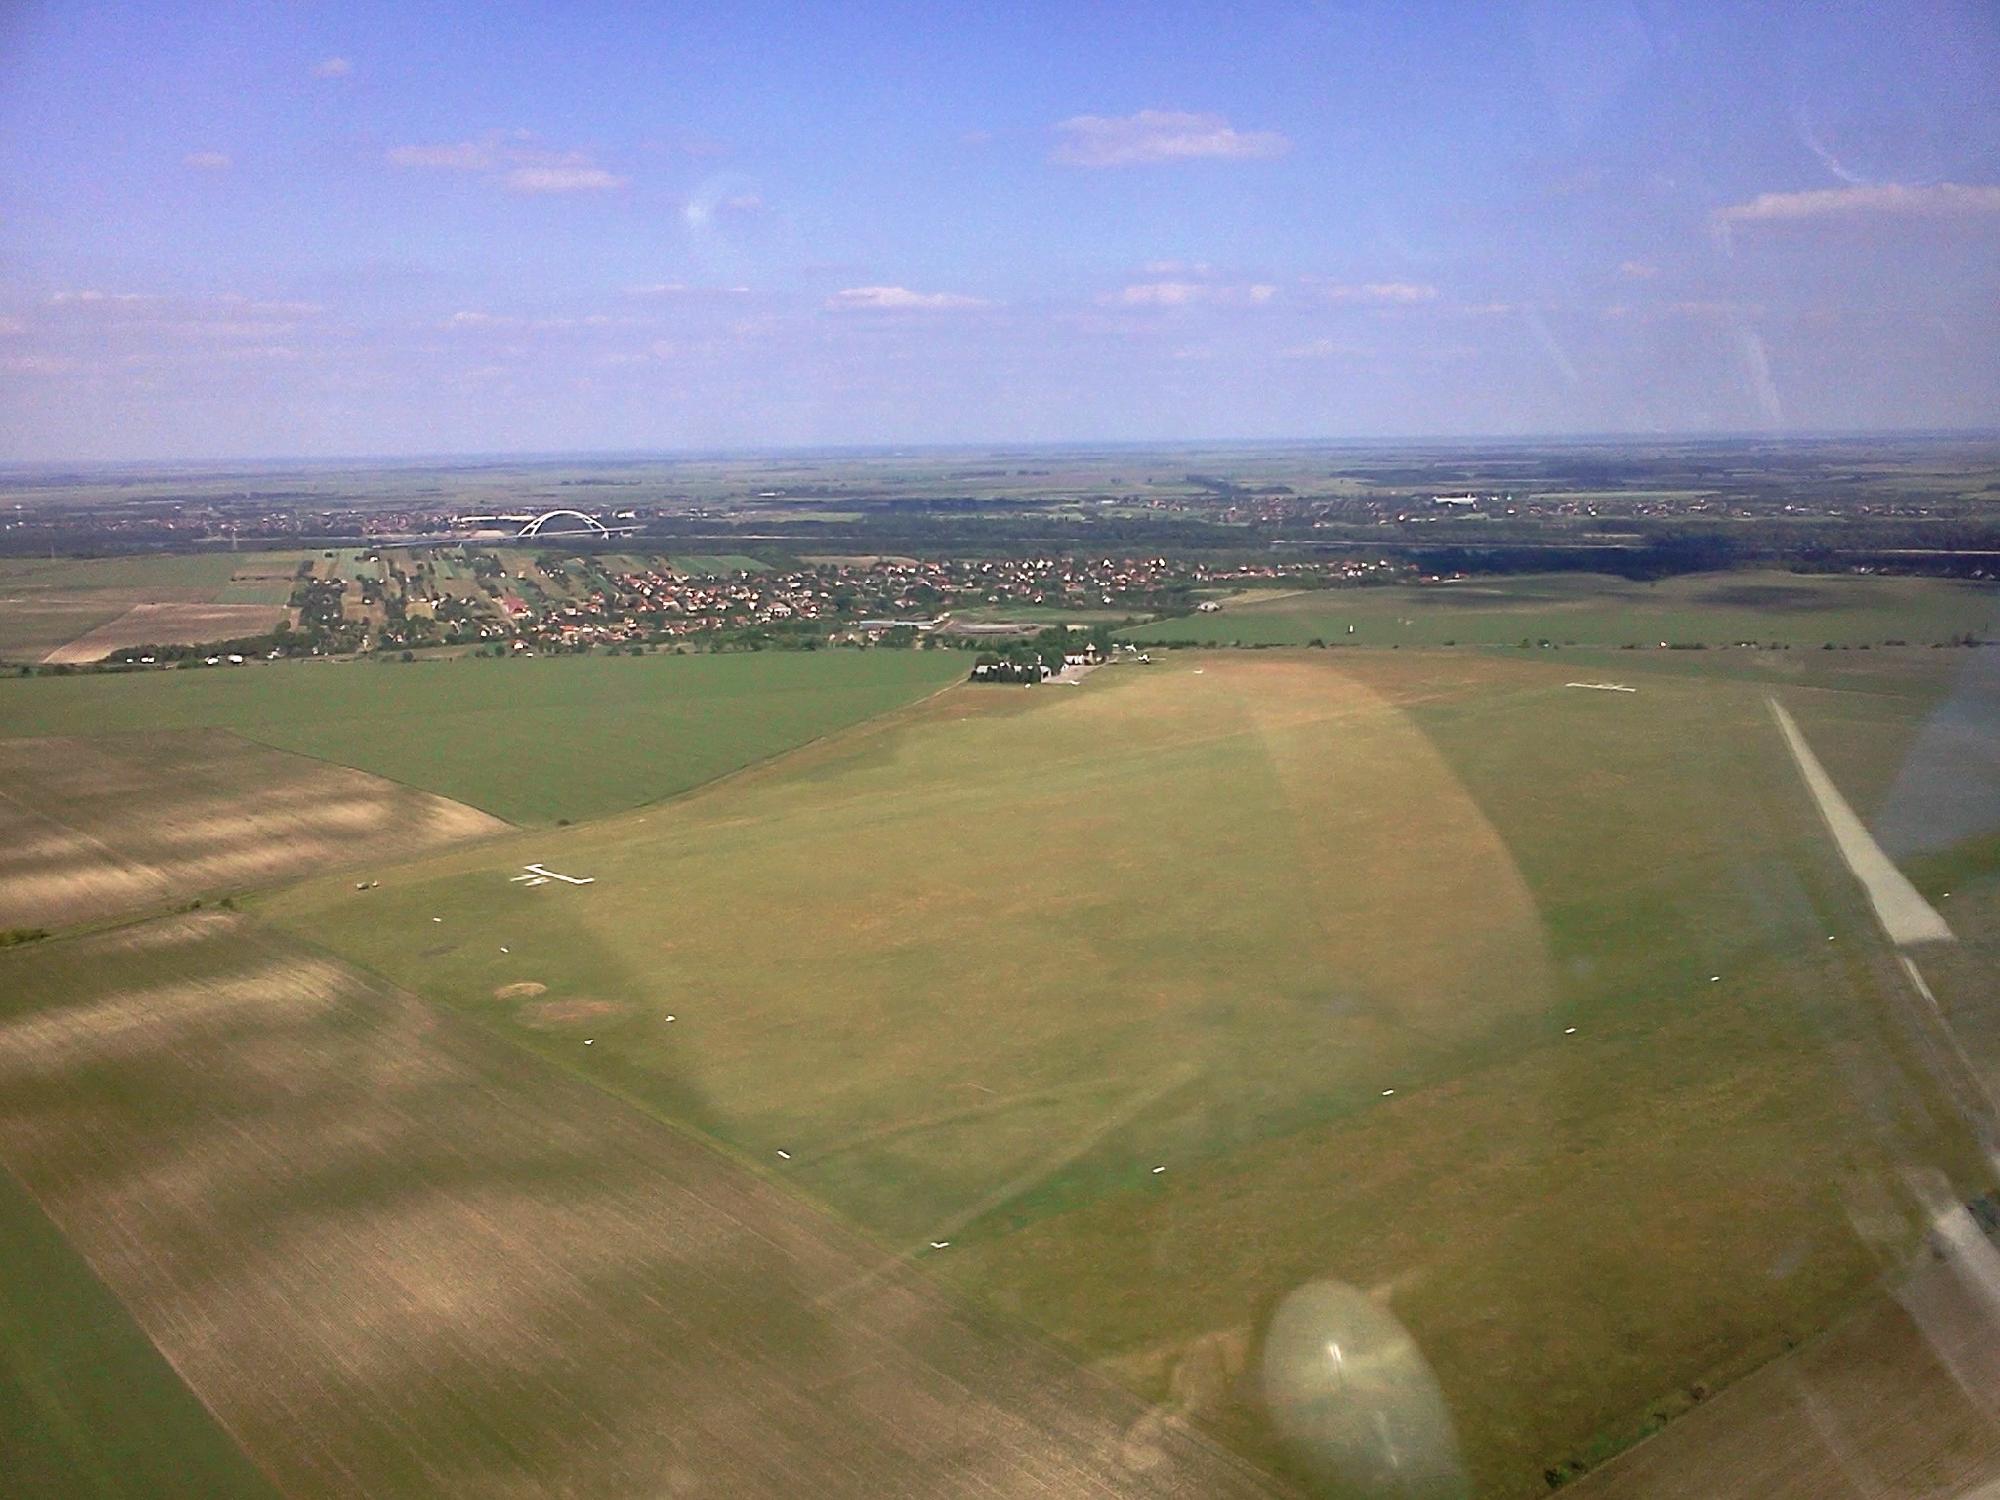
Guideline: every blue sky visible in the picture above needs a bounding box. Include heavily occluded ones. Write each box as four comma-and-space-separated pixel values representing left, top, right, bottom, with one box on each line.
1, 0, 1995, 459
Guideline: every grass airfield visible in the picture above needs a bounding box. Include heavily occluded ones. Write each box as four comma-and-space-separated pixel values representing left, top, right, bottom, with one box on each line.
3, 566, 1998, 1496
259, 643, 1999, 1495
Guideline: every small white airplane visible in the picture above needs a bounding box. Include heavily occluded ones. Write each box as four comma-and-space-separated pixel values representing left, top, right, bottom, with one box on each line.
510, 863, 595, 886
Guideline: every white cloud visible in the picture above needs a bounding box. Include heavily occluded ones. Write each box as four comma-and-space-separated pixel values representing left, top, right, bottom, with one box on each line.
213, 344, 304, 362
1604, 299, 1755, 323
314, 57, 352, 78
183, 150, 232, 171
1618, 260, 1659, 279
1315, 281, 1439, 305
681, 178, 765, 229
505, 165, 626, 194
1050, 110, 1290, 168
1279, 338, 1366, 360
0, 316, 24, 336
388, 142, 495, 171
48, 291, 319, 334
1715, 181, 2000, 224
215, 296, 321, 319
825, 286, 987, 311
389, 134, 627, 194
1102, 281, 1276, 308
1138, 259, 1215, 277
623, 282, 751, 298
1, 353, 77, 374
1107, 281, 1200, 307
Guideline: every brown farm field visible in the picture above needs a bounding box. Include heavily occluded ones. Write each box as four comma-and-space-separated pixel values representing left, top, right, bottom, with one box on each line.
0, 730, 505, 930
0, 912, 1281, 1499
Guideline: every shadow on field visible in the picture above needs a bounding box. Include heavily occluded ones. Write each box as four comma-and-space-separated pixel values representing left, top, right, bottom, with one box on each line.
0, 913, 1280, 1499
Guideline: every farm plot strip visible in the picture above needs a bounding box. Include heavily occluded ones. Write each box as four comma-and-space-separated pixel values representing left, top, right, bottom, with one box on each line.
0, 914, 1284, 1499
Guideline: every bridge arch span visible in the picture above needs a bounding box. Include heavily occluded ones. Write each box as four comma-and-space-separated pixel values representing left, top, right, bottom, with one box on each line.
518, 509, 613, 538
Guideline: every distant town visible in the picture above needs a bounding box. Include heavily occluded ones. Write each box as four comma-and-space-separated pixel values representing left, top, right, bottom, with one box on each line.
90, 546, 1417, 665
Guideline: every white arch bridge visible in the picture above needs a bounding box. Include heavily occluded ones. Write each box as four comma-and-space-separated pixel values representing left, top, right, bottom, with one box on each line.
449, 509, 639, 539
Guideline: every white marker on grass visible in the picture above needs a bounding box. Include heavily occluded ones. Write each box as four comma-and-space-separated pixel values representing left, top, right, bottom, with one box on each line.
1381, 1089, 1396, 1097
1151, 1165, 1166, 1174
776, 1149, 791, 1160
1564, 1026, 1577, 1035
929, 1240, 950, 1249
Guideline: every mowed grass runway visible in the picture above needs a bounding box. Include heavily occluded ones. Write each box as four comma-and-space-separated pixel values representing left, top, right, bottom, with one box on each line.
1129, 571, 1999, 648
262, 648, 1994, 1495
0, 649, 966, 825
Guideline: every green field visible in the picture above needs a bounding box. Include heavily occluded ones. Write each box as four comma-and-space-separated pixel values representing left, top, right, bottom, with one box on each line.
1128, 571, 2000, 649
668, 552, 768, 574
949, 603, 1141, 624
0, 650, 965, 825
215, 580, 295, 605
259, 648, 1996, 1495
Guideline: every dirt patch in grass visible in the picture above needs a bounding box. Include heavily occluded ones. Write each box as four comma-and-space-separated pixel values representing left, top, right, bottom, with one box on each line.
491, 981, 547, 1000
